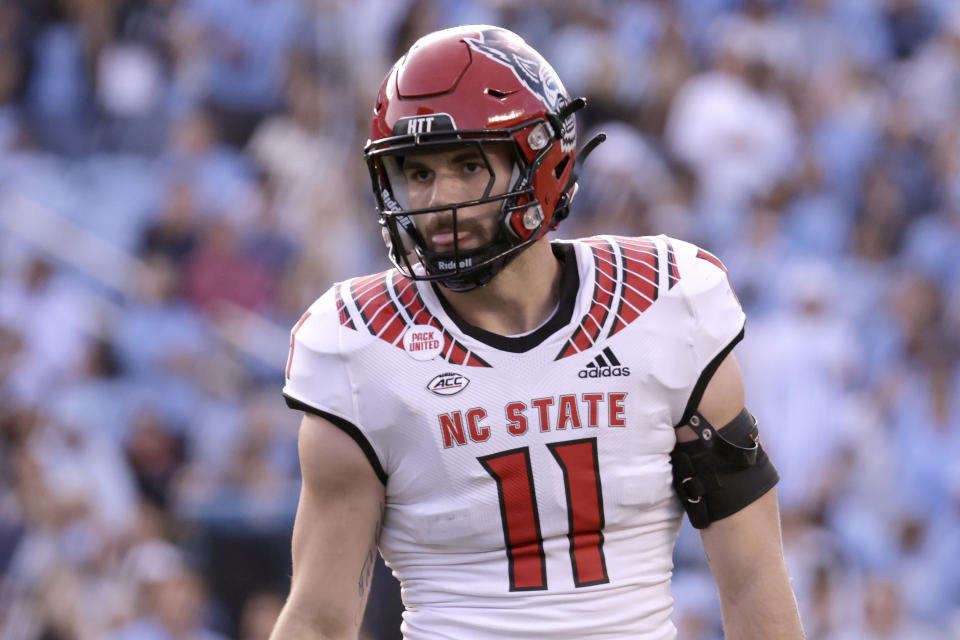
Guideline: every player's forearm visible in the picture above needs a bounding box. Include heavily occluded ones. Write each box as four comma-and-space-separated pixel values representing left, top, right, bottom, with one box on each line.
716, 560, 804, 640
269, 604, 360, 640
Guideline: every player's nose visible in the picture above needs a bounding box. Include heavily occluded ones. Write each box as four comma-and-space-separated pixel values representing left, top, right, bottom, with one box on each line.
425, 170, 463, 210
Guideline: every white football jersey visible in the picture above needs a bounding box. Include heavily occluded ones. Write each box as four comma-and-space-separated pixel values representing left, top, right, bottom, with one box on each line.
283, 235, 745, 639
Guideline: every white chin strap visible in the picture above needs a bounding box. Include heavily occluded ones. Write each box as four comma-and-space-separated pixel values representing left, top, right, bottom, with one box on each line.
411, 262, 428, 277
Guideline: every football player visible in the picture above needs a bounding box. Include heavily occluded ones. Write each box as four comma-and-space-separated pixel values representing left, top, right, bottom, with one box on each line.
271, 25, 804, 639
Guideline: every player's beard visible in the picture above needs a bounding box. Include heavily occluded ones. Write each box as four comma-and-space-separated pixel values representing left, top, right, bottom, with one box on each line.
420, 209, 497, 253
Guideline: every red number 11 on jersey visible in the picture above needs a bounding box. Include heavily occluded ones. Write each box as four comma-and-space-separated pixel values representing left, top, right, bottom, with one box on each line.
478, 437, 609, 591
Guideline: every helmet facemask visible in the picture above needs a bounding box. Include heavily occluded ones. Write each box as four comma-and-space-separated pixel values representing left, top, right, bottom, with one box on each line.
366, 123, 556, 292
363, 26, 602, 291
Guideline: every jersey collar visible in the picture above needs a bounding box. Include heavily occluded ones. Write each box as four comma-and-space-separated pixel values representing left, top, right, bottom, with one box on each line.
429, 242, 580, 353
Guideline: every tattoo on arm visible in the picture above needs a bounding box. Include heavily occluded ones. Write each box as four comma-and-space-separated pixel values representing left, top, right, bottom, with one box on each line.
357, 534, 377, 599
356, 500, 384, 623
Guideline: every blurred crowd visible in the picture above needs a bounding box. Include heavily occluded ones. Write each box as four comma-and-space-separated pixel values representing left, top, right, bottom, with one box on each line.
0, 0, 958, 638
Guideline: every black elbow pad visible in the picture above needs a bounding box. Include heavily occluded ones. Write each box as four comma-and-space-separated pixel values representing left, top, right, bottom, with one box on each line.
671, 409, 779, 529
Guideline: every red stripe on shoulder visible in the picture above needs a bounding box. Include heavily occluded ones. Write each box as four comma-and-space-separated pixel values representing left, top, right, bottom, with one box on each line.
447, 340, 470, 366
608, 236, 660, 337
664, 238, 680, 289
695, 248, 726, 272
393, 274, 437, 326
350, 273, 386, 334
286, 311, 311, 379
391, 274, 493, 367
350, 272, 406, 344
466, 352, 492, 368
555, 339, 576, 361
584, 239, 616, 334
335, 287, 356, 329
571, 327, 593, 352
368, 274, 406, 344
555, 239, 618, 360
695, 248, 740, 305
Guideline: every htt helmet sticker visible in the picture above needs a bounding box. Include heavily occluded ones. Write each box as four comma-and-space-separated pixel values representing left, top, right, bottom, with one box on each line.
392, 113, 458, 137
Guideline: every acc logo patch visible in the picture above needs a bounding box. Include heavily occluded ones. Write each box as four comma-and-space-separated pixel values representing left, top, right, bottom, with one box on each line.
403, 324, 444, 361
427, 372, 470, 396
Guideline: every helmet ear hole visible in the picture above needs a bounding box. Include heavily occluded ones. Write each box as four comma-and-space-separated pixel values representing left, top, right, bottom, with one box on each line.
553, 156, 570, 179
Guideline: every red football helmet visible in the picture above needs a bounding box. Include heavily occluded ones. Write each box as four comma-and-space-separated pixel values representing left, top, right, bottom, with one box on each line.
364, 25, 600, 291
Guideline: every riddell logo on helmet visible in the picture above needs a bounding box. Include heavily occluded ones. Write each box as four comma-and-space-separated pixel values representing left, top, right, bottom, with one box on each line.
438, 258, 473, 270
381, 188, 402, 212
578, 347, 630, 378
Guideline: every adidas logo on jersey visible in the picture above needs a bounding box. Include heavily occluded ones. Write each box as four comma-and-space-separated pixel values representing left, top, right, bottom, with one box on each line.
578, 347, 630, 378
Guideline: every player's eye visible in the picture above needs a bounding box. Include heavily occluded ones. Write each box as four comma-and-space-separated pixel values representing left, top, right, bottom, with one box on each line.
407, 168, 432, 182
462, 161, 484, 175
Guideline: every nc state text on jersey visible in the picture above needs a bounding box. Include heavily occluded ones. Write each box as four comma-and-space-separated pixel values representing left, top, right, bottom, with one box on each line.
438, 392, 627, 448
